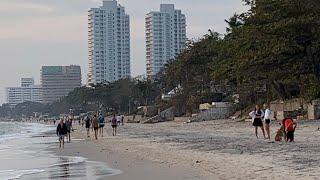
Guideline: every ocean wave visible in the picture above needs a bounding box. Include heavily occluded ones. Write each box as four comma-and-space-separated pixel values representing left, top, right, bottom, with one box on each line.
0, 122, 54, 143
0, 169, 45, 180
0, 123, 122, 179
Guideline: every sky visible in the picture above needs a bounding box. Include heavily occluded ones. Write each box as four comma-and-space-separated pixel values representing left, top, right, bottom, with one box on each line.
0, 0, 248, 104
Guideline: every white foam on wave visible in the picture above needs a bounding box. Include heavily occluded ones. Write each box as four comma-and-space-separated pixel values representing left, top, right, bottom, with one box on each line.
0, 123, 122, 179
49, 156, 87, 168
0, 169, 45, 180
0, 122, 54, 144
22, 123, 55, 137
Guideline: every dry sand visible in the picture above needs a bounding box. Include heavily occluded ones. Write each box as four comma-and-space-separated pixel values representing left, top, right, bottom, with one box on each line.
54, 119, 320, 180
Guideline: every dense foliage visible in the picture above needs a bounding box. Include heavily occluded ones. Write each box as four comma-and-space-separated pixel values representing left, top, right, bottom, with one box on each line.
216, 0, 320, 101
42, 79, 161, 116
161, 0, 320, 111
161, 31, 226, 114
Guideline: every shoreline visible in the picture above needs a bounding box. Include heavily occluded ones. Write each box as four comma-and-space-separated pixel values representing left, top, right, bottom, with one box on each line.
50, 124, 206, 180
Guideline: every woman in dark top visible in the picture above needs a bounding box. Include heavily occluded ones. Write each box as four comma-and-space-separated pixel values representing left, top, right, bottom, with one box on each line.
57, 119, 68, 149
111, 114, 117, 136
249, 105, 266, 139
66, 119, 72, 142
85, 116, 91, 138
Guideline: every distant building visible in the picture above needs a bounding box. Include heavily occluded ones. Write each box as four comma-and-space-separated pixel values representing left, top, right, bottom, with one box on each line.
87, 0, 131, 85
6, 78, 42, 107
21, 78, 34, 87
133, 74, 147, 82
145, 4, 187, 79
41, 65, 81, 104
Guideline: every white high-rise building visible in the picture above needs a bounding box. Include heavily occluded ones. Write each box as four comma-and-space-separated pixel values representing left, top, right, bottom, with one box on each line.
146, 4, 187, 79
87, 0, 130, 85
6, 78, 42, 107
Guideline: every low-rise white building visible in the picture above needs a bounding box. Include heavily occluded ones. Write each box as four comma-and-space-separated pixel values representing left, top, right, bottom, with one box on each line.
6, 78, 42, 107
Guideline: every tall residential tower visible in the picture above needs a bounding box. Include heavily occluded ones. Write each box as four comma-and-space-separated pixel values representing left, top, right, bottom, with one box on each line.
146, 4, 186, 79
87, 0, 130, 85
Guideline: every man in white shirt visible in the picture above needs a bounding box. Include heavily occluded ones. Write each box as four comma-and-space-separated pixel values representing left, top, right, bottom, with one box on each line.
263, 104, 273, 139
116, 115, 121, 126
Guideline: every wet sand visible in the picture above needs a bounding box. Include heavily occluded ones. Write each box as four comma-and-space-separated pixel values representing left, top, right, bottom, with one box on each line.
51, 138, 203, 180
58, 119, 320, 180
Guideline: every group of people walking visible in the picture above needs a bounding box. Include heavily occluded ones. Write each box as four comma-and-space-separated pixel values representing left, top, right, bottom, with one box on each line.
84, 113, 105, 140
84, 113, 124, 139
249, 104, 297, 142
56, 117, 73, 149
56, 113, 125, 149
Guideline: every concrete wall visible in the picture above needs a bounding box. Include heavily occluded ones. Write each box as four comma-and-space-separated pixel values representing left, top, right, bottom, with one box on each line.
308, 99, 320, 120
142, 107, 176, 124
270, 98, 307, 112
143, 106, 158, 117
159, 107, 175, 121
271, 98, 320, 120
189, 106, 235, 122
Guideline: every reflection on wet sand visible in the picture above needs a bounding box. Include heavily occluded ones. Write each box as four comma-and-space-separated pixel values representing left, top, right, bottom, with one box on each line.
49, 157, 70, 179
22, 156, 121, 180
48, 157, 86, 179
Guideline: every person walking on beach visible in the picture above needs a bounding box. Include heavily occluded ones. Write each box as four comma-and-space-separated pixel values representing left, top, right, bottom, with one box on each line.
85, 116, 91, 138
121, 115, 124, 126
98, 113, 105, 137
117, 115, 121, 126
92, 115, 99, 140
263, 104, 273, 139
111, 115, 117, 136
56, 119, 68, 149
65, 118, 72, 142
249, 105, 266, 139
81, 118, 84, 127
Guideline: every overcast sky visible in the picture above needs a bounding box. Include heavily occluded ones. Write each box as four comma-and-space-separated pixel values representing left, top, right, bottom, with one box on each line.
0, 0, 248, 104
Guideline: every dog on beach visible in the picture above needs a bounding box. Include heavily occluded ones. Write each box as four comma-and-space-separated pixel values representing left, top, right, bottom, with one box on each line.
275, 124, 284, 141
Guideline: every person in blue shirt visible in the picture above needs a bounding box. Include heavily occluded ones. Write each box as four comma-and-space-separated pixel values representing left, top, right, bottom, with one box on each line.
98, 113, 105, 137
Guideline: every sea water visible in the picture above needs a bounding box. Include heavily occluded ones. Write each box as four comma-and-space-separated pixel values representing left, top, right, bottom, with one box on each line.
0, 121, 121, 180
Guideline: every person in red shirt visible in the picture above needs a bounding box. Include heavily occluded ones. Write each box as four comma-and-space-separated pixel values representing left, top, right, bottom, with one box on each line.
282, 118, 297, 142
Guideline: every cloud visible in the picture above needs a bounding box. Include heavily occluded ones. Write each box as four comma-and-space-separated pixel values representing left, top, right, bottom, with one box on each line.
90, 0, 101, 3
0, 1, 56, 14
0, 13, 88, 42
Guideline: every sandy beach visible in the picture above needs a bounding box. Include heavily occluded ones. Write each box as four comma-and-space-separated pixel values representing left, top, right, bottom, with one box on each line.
48, 119, 320, 180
